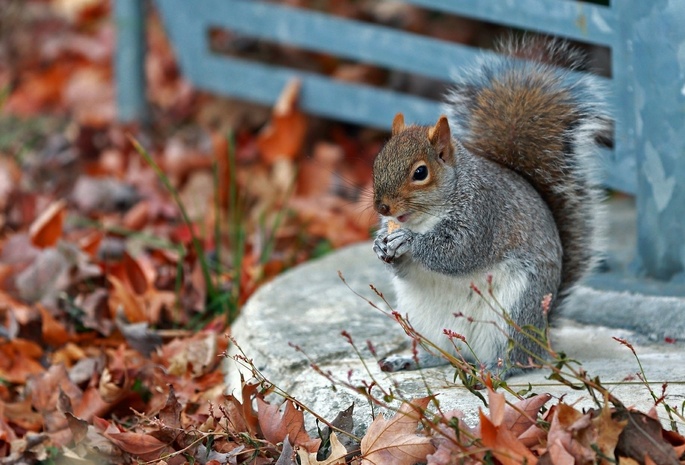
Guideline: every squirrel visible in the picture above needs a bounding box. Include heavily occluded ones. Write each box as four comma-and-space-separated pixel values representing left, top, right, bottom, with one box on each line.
372, 37, 609, 378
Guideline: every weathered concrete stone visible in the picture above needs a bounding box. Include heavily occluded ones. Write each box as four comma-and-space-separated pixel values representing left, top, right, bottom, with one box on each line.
226, 236, 685, 434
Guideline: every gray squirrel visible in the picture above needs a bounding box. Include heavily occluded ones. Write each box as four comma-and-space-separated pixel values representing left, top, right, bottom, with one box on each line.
372, 38, 609, 377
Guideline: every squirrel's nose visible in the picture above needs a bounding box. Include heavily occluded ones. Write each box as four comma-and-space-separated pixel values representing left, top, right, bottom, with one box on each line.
376, 203, 390, 216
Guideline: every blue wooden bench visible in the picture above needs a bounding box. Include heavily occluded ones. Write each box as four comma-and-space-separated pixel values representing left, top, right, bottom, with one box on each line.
114, 0, 685, 293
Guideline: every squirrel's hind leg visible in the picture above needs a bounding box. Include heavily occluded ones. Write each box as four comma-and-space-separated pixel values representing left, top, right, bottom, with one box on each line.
379, 347, 525, 381
378, 347, 446, 372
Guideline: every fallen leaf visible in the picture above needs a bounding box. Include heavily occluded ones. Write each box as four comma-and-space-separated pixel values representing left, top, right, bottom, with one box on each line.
257, 398, 321, 453
166, 331, 218, 377
16, 242, 101, 307
275, 436, 296, 465
427, 410, 481, 465
29, 199, 67, 248
108, 275, 146, 323
298, 432, 347, 465
115, 311, 163, 357
98, 367, 129, 404
361, 398, 435, 465
104, 431, 172, 461
159, 385, 183, 431
614, 410, 679, 465
73, 385, 110, 422
38, 304, 71, 346
65, 412, 89, 444
593, 404, 627, 464
257, 79, 307, 164
504, 393, 551, 438
541, 403, 595, 464
122, 252, 150, 295
321, 404, 357, 460
218, 382, 260, 436
479, 409, 538, 465
487, 387, 506, 427
0, 398, 44, 432
0, 339, 45, 383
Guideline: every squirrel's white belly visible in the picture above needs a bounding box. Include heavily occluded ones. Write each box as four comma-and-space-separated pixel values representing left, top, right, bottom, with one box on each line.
392, 259, 529, 365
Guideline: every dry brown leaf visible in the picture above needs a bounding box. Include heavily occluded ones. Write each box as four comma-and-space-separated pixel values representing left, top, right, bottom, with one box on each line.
219, 383, 260, 436
543, 403, 595, 464
29, 199, 67, 248
27, 364, 81, 413
297, 432, 347, 465
427, 410, 482, 465
64, 412, 89, 444
545, 438, 575, 465
122, 252, 150, 295
0, 398, 44, 432
504, 393, 551, 437
257, 398, 321, 453
614, 410, 680, 465
167, 331, 218, 377
158, 385, 182, 431
108, 275, 146, 323
104, 431, 172, 461
593, 404, 626, 464
73, 385, 110, 422
663, 428, 685, 457
361, 398, 435, 465
618, 458, 640, 465
98, 367, 129, 404
479, 409, 538, 465
257, 79, 307, 164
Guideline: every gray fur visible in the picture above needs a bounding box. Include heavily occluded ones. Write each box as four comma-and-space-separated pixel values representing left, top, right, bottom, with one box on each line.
372, 38, 607, 378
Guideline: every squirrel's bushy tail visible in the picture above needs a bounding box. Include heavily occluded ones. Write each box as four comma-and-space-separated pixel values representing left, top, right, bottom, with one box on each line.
445, 37, 610, 300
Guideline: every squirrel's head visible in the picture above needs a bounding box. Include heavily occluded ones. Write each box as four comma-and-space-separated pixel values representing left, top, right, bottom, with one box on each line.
372, 113, 456, 230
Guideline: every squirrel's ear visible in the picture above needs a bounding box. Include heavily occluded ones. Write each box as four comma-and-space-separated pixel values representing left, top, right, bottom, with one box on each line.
392, 113, 405, 135
428, 116, 454, 162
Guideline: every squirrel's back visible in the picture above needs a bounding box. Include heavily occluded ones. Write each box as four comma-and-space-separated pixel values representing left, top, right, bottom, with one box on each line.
445, 37, 610, 300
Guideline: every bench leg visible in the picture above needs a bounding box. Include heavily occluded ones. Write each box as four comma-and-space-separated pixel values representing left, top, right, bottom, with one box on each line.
114, 0, 149, 123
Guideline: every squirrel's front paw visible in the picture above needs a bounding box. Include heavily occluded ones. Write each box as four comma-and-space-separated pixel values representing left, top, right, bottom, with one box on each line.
373, 229, 413, 263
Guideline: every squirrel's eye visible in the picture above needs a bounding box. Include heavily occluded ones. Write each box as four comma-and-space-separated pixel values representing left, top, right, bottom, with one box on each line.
412, 165, 428, 181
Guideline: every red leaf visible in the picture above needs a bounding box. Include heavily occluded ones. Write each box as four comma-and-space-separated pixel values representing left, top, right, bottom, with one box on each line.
29, 199, 67, 248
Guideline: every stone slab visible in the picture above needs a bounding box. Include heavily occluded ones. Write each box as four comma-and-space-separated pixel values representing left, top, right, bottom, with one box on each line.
226, 241, 685, 433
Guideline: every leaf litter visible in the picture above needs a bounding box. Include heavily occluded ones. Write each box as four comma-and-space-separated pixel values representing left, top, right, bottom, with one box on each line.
0, 1, 683, 464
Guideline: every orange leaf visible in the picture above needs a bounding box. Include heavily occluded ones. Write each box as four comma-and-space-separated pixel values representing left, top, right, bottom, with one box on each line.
122, 200, 151, 231
78, 230, 103, 257
74, 385, 110, 422
38, 304, 71, 346
479, 409, 538, 465
108, 275, 146, 323
257, 79, 307, 164
257, 398, 321, 453
361, 398, 435, 465
29, 199, 67, 248
0, 340, 45, 384
487, 387, 506, 426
